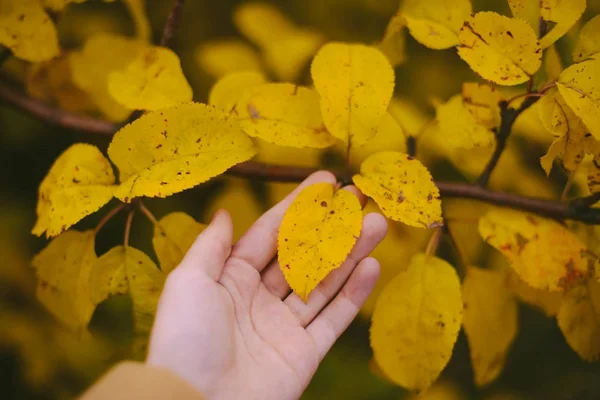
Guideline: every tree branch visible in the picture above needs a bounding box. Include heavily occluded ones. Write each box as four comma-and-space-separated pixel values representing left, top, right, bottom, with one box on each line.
2, 79, 600, 224
475, 96, 540, 186
160, 0, 185, 47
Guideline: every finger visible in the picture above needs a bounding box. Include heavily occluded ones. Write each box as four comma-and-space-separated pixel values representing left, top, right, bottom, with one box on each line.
283, 213, 387, 325
306, 257, 380, 362
178, 209, 233, 280
260, 187, 374, 300
231, 170, 336, 272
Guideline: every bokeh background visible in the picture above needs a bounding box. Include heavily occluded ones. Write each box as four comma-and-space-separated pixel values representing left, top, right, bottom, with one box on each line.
2, 0, 600, 398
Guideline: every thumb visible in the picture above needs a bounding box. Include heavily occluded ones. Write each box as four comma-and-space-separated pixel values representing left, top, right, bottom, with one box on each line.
180, 209, 233, 280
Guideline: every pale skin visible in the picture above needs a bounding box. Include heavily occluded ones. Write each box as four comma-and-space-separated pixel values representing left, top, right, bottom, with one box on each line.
147, 171, 387, 400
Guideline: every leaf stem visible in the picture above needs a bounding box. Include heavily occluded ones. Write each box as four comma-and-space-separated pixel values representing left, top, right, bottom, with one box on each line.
139, 201, 160, 226
444, 224, 468, 278
560, 168, 578, 202
124, 208, 135, 246
94, 203, 127, 234
425, 227, 442, 256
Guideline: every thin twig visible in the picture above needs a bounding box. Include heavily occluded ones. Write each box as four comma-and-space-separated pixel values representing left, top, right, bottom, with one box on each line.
571, 192, 600, 209
160, 0, 185, 47
444, 224, 468, 277
406, 136, 417, 158
124, 209, 135, 246
94, 203, 127, 234
425, 227, 443, 256
139, 201, 160, 226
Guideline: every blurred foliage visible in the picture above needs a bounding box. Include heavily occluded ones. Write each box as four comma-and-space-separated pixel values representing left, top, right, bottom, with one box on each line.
2, 0, 600, 399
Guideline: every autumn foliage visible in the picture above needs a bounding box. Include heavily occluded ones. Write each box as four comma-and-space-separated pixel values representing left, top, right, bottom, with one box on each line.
2, 0, 600, 397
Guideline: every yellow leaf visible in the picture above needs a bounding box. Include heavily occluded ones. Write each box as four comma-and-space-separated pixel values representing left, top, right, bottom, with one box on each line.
233, 2, 295, 47
370, 254, 462, 391
557, 279, 600, 361
377, 14, 407, 67
108, 102, 256, 202
204, 178, 264, 242
70, 33, 146, 122
108, 46, 193, 111
31, 230, 97, 329
462, 265, 518, 387
506, 264, 562, 317
539, 0, 586, 49
457, 12, 542, 86
462, 82, 503, 129
263, 29, 324, 82
538, 90, 595, 174
311, 42, 395, 146
573, 15, 600, 62
90, 246, 165, 334
349, 111, 407, 168
544, 45, 563, 82
507, 0, 541, 32
196, 40, 262, 79
353, 151, 443, 228
478, 209, 591, 291
436, 95, 495, 149
33, 144, 116, 238
588, 148, 600, 194
0, 0, 59, 62
254, 138, 322, 168
557, 57, 600, 139
208, 71, 267, 114
277, 182, 362, 302
41, 0, 85, 11
387, 97, 430, 138
401, 0, 472, 50
237, 83, 335, 148
153, 212, 206, 274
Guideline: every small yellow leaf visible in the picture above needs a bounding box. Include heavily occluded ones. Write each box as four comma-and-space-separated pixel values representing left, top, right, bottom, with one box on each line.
388, 97, 430, 138
537, 91, 569, 138
457, 12, 542, 86
462, 82, 503, 130
254, 138, 322, 167
70, 33, 146, 122
153, 212, 206, 274
507, 0, 541, 32
539, 0, 586, 49
311, 42, 395, 146
462, 265, 518, 387
370, 254, 462, 391
237, 83, 335, 148
557, 279, 600, 361
90, 246, 165, 335
557, 57, 600, 139
262, 29, 324, 82
544, 45, 563, 82
377, 14, 407, 67
233, 2, 295, 48
108, 46, 193, 111
401, 0, 472, 50
277, 182, 362, 302
196, 40, 262, 79
108, 102, 256, 201
33, 144, 116, 238
353, 151, 443, 228
208, 71, 267, 114
0, 0, 59, 62
573, 15, 600, 62
478, 209, 591, 291
349, 111, 407, 168
31, 230, 97, 329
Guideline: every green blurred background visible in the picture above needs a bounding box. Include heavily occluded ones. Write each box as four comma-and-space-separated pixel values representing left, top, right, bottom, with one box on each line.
2, 0, 600, 398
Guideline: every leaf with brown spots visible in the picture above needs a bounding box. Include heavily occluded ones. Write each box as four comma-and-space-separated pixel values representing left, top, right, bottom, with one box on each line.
353, 151, 442, 228
277, 182, 362, 302
478, 209, 592, 291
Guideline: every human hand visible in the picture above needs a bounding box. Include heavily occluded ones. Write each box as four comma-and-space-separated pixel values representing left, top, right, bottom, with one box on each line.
146, 171, 387, 400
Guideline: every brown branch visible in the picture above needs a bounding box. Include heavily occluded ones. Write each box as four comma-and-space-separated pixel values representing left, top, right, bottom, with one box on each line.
475, 96, 540, 187
94, 203, 126, 234
160, 0, 185, 47
571, 192, 600, 209
3, 79, 600, 224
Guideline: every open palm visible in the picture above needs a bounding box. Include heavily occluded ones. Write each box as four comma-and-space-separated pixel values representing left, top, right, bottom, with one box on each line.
147, 171, 387, 400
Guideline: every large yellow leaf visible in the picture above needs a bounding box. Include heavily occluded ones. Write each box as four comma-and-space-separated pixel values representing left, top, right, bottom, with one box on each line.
457, 12, 542, 86
208, 71, 267, 114
539, 0, 586, 49
108, 46, 193, 111
573, 15, 600, 62
557, 279, 600, 361
478, 209, 591, 291
0, 0, 59, 62
33, 144, 116, 238
401, 0, 472, 50
349, 111, 407, 168
195, 40, 262, 79
70, 33, 146, 122
311, 43, 395, 147
370, 254, 462, 391
507, 0, 540, 32
462, 265, 518, 387
237, 83, 335, 148
353, 151, 442, 228
31, 230, 97, 329
377, 14, 406, 67
557, 57, 600, 139
153, 212, 206, 274
108, 102, 256, 202
277, 182, 362, 302
90, 246, 165, 334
